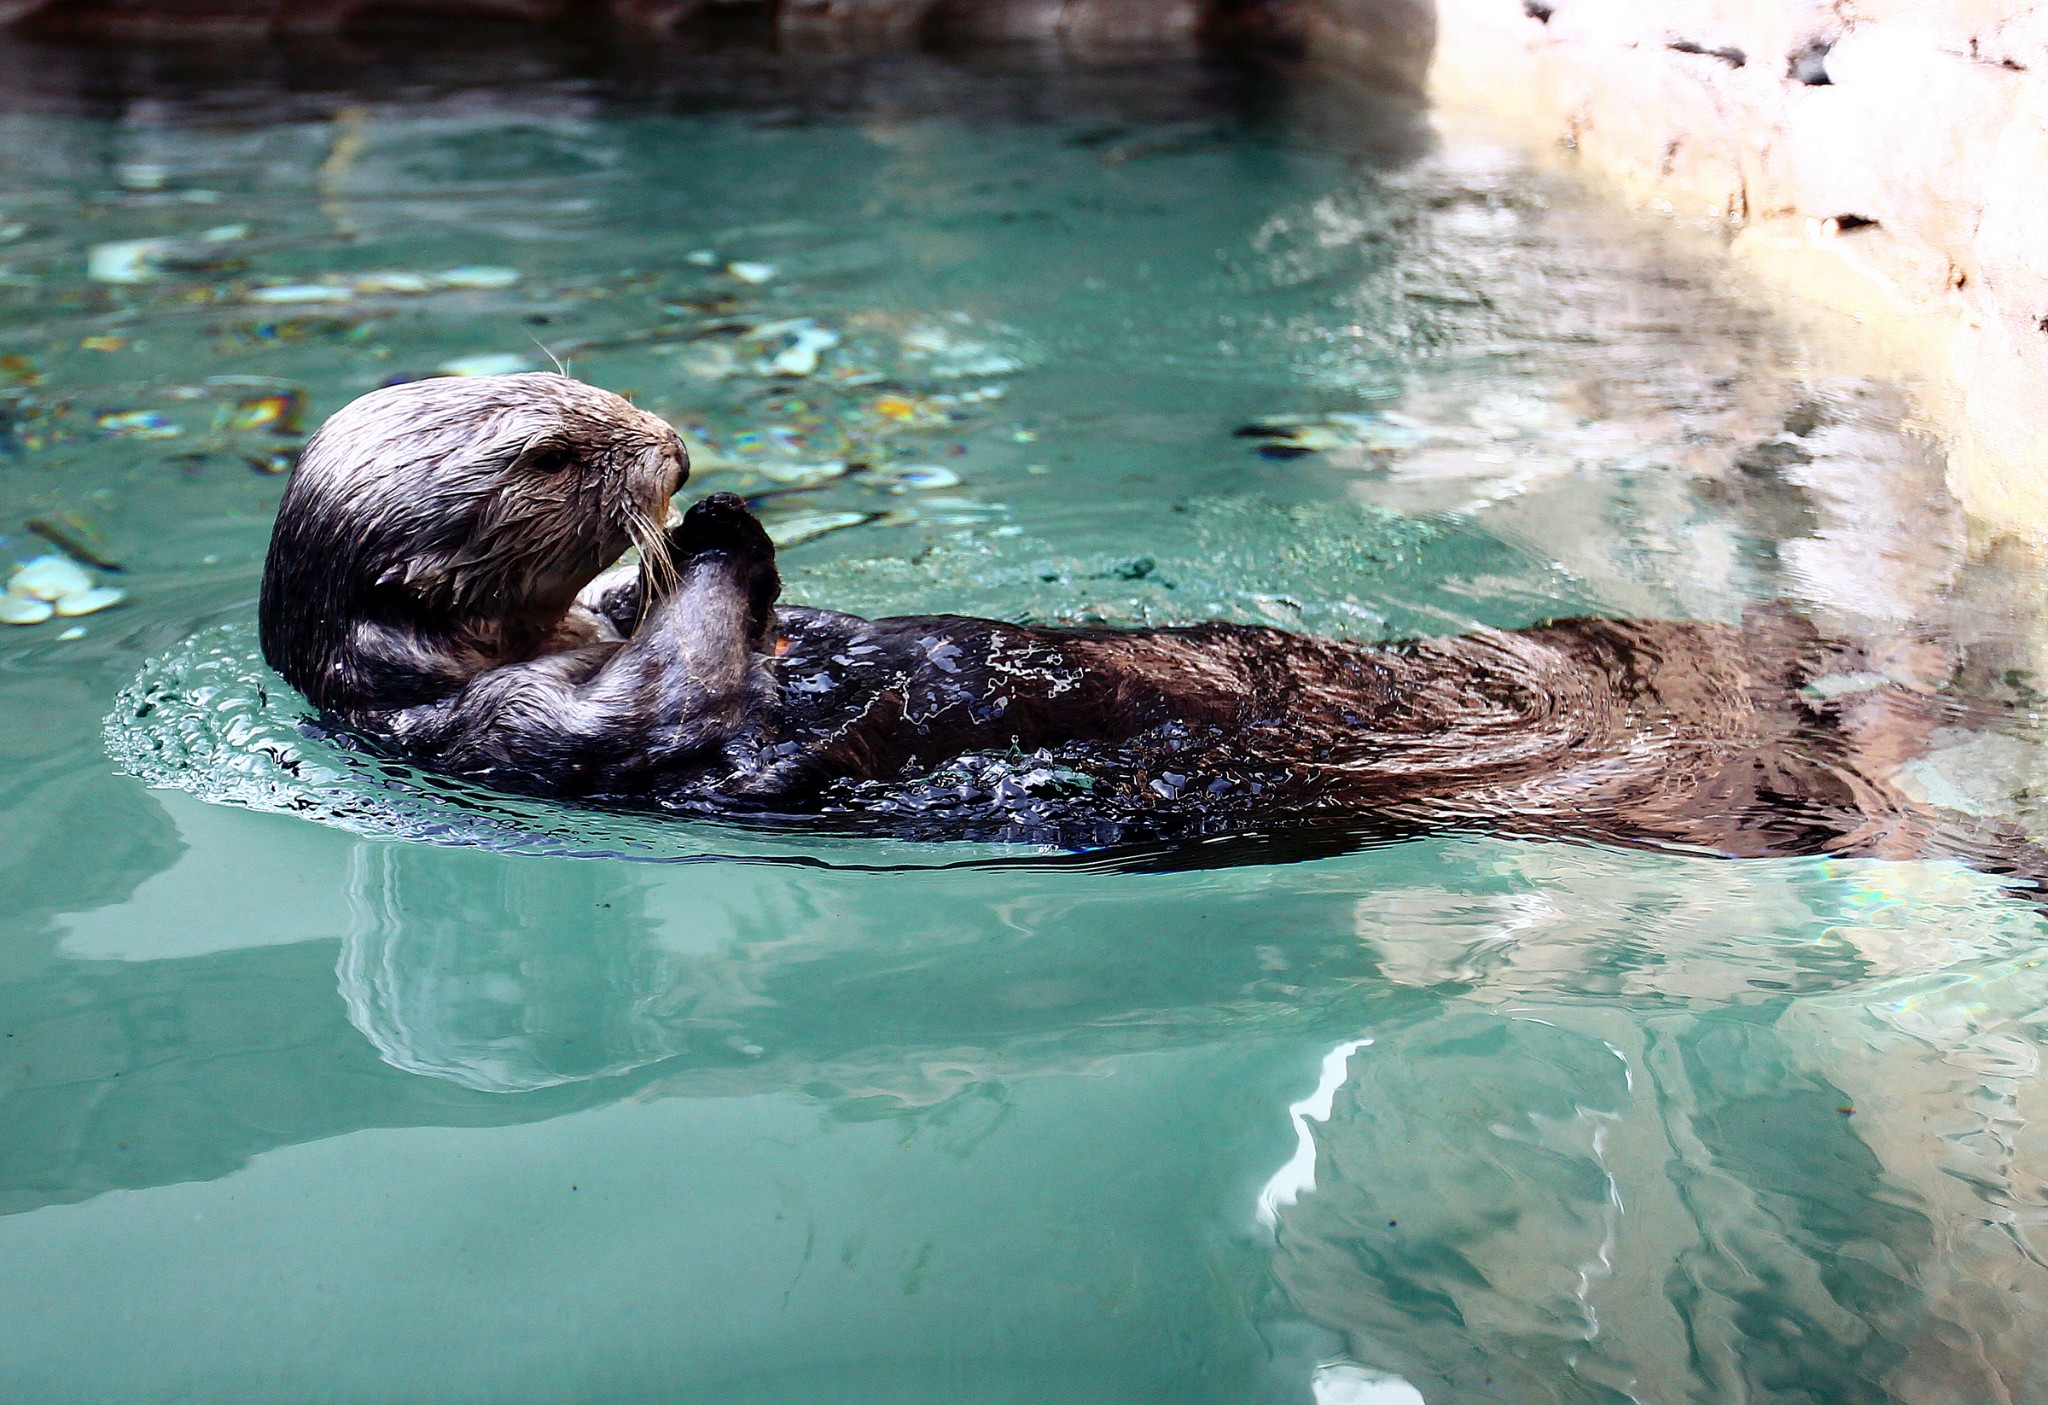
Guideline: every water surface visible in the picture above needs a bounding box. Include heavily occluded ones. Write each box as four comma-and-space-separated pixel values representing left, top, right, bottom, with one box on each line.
4, 33, 2048, 1405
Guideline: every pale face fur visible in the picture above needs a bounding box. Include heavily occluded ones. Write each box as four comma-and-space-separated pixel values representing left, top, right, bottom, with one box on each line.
260, 372, 687, 710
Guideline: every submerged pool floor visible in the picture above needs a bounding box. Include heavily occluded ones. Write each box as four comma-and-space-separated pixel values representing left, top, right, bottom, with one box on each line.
4, 34, 2048, 1405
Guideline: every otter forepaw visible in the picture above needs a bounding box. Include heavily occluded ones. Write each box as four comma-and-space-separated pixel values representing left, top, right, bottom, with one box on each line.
672, 492, 775, 564
670, 492, 780, 626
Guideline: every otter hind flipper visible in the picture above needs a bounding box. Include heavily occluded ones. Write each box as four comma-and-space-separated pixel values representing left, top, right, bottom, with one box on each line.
573, 564, 643, 638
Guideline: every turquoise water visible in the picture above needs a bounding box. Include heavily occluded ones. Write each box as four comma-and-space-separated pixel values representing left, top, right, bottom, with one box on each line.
6, 35, 2048, 1403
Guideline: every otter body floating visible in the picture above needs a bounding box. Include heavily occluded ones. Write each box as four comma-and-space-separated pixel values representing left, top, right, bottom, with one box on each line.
258, 373, 2044, 874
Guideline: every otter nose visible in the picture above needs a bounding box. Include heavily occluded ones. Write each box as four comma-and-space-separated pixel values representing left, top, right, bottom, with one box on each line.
666, 433, 690, 496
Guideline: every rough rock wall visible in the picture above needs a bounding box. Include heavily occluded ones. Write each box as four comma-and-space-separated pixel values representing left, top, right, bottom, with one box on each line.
1393, 0, 2048, 538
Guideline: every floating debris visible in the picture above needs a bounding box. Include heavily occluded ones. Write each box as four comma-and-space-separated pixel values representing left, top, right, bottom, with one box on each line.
1235, 421, 1348, 458
351, 271, 434, 294
54, 586, 125, 617
205, 372, 295, 391
686, 250, 720, 267
726, 261, 777, 285
671, 291, 744, 317
1234, 410, 1430, 459
89, 240, 172, 284
868, 393, 950, 428
0, 222, 26, 243
243, 447, 301, 476
116, 162, 169, 192
437, 353, 534, 377
5, 553, 126, 624
884, 464, 961, 491
0, 354, 42, 386
944, 384, 1007, 405
9, 554, 93, 601
681, 343, 740, 380
0, 593, 51, 625
26, 515, 122, 570
434, 266, 521, 290
247, 283, 354, 305
97, 409, 180, 439
550, 322, 702, 358
825, 366, 889, 389
220, 390, 303, 434
755, 460, 850, 488
87, 224, 247, 284
899, 316, 1029, 377
79, 335, 129, 353
761, 509, 876, 548
244, 268, 494, 304
753, 319, 840, 377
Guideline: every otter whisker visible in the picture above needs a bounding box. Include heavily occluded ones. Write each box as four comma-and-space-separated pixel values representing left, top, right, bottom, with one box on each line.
531, 336, 569, 378
627, 507, 678, 618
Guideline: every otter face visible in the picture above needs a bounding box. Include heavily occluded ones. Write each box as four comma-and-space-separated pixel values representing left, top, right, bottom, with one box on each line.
261, 372, 687, 707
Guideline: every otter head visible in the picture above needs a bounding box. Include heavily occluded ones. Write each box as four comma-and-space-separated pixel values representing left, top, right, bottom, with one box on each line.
260, 372, 687, 712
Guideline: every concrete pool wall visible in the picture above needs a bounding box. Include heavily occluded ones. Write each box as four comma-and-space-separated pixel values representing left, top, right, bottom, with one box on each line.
1404, 0, 2048, 545
1232, 0, 2045, 543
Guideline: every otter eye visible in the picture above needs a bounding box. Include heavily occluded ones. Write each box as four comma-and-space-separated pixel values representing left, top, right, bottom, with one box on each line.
524, 446, 575, 475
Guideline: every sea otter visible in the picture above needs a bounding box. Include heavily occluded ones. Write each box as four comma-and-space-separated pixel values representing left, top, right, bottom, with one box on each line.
259, 372, 2042, 874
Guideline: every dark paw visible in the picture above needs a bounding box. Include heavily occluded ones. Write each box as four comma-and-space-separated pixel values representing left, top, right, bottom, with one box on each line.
672, 492, 773, 561
671, 492, 780, 623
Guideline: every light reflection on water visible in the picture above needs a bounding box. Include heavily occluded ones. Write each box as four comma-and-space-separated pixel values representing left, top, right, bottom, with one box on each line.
4, 32, 2048, 1405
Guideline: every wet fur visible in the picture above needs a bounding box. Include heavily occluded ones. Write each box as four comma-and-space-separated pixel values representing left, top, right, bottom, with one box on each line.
261, 374, 2043, 880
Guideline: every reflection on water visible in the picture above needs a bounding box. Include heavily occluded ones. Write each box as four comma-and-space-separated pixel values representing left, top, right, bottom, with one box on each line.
341, 844, 686, 1092
10, 823, 2048, 1401
4, 28, 2048, 1405
1270, 965, 2048, 1405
